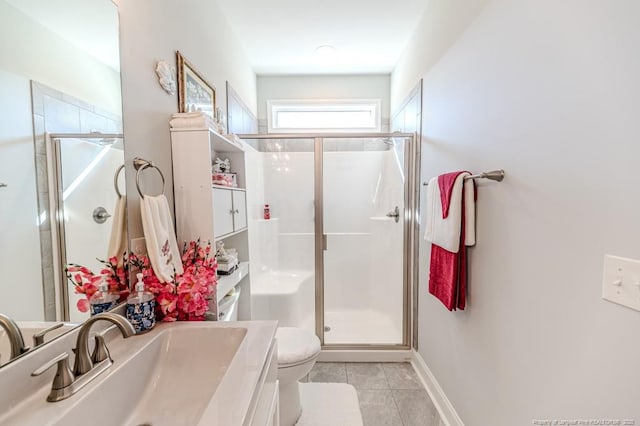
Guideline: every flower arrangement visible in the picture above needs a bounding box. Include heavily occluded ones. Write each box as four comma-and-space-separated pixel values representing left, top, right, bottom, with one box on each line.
66, 256, 131, 313
67, 240, 217, 321
130, 240, 217, 322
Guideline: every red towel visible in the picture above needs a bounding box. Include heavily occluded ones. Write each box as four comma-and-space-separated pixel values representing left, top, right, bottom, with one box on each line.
428, 172, 470, 311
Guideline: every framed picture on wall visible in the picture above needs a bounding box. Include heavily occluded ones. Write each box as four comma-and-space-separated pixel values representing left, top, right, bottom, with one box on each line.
176, 51, 216, 118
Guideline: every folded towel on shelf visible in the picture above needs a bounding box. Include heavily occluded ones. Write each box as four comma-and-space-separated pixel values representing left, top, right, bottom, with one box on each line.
107, 195, 128, 267
169, 112, 214, 129
425, 171, 476, 311
171, 112, 206, 118
140, 194, 184, 282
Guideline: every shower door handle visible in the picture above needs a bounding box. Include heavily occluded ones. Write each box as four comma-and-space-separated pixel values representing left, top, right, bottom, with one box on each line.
386, 206, 400, 223
323, 234, 328, 251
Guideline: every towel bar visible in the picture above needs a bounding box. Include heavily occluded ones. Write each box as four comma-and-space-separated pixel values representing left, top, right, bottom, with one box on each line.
422, 169, 504, 186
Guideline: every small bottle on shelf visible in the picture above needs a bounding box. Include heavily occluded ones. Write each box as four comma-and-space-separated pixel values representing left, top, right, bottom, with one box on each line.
263, 204, 270, 220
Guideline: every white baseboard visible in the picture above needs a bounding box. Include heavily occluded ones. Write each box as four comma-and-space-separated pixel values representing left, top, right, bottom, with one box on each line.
318, 350, 413, 363
411, 350, 464, 426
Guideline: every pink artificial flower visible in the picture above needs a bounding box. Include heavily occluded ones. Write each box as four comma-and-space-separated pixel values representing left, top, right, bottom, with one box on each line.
157, 292, 177, 316
77, 298, 90, 313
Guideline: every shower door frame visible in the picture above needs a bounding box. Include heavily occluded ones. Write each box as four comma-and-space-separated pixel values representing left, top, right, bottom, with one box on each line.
239, 132, 418, 351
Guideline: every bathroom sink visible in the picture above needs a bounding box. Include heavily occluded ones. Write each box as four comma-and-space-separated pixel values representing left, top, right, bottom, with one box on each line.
61, 324, 247, 426
0, 321, 277, 426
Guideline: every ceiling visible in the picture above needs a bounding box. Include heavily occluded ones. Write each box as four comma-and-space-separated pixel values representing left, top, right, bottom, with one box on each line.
5, 0, 120, 71
216, 0, 429, 75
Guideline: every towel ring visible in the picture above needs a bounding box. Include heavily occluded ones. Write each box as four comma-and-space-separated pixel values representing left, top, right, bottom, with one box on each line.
133, 157, 165, 199
113, 164, 125, 198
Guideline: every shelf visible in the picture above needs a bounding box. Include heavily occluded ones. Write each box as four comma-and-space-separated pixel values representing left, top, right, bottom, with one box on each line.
170, 126, 244, 152
214, 227, 247, 242
216, 261, 249, 300
212, 184, 246, 191
210, 129, 244, 152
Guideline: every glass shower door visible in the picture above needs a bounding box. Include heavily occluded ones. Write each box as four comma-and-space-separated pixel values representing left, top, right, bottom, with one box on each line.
248, 137, 317, 334
321, 136, 408, 345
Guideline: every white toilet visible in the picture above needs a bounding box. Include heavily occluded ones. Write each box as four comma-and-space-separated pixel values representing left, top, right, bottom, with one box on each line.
275, 327, 321, 426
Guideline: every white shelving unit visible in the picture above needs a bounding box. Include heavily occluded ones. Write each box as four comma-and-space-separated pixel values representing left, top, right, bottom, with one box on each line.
170, 127, 252, 320
216, 261, 249, 301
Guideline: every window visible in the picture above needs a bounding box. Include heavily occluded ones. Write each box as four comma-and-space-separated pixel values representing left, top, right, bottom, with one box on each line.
267, 99, 381, 133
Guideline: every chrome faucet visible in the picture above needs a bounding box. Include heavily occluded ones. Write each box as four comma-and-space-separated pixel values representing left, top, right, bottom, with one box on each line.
32, 312, 135, 402
73, 312, 135, 375
0, 313, 29, 362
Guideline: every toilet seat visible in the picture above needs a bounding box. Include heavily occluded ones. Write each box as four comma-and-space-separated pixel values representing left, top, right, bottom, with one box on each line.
276, 327, 321, 367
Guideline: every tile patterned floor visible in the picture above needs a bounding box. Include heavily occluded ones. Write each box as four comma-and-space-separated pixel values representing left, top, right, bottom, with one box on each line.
303, 362, 445, 426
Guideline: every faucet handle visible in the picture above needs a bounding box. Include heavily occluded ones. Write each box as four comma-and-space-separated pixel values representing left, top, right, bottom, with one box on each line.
32, 323, 64, 347
91, 330, 111, 364
32, 352, 75, 391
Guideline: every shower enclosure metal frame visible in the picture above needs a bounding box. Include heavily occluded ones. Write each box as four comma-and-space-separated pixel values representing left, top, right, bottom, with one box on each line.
47, 132, 124, 321
239, 132, 418, 351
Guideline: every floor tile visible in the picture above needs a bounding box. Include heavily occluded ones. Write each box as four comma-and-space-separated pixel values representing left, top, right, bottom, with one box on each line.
346, 363, 389, 389
392, 389, 440, 426
382, 363, 423, 389
308, 362, 347, 383
356, 389, 403, 426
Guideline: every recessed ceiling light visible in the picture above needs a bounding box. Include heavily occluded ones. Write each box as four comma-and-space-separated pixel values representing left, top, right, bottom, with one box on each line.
315, 45, 336, 56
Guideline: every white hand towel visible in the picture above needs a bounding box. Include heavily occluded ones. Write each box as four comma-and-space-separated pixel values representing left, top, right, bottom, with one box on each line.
140, 195, 184, 283
107, 195, 128, 267
424, 172, 475, 252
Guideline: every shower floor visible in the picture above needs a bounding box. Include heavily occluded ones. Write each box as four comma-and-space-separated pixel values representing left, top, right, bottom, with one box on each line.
323, 309, 402, 345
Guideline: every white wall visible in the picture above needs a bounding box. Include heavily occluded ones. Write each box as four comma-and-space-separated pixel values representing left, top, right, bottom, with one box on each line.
389, 0, 489, 112
257, 75, 391, 132
392, 0, 640, 424
0, 1, 122, 115
0, 71, 44, 321
115, 0, 257, 239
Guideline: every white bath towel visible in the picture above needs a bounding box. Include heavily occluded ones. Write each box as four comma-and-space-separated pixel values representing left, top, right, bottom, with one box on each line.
424, 173, 476, 252
140, 195, 184, 282
107, 195, 128, 267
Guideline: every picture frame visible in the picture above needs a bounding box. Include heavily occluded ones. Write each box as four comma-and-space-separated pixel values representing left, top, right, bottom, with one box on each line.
176, 51, 216, 118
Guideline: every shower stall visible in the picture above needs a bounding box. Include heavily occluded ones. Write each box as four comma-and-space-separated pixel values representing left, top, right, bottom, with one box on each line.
47, 133, 125, 323
241, 133, 417, 350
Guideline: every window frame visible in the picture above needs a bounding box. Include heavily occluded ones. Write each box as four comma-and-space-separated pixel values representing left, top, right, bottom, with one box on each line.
267, 99, 382, 133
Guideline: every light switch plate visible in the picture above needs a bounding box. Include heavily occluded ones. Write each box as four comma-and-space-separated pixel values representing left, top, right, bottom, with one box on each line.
602, 254, 640, 311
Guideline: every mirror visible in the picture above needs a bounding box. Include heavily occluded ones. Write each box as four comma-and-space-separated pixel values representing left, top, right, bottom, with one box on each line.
0, 0, 125, 366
